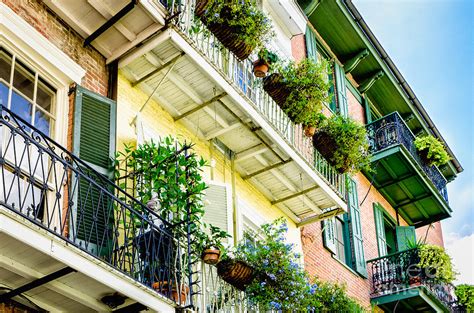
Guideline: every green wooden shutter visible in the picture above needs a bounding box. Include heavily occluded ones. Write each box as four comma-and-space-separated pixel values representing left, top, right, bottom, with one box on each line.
334, 63, 348, 117
73, 86, 116, 255
203, 183, 231, 243
322, 217, 337, 254
396, 226, 416, 252
363, 96, 372, 124
305, 26, 318, 62
373, 203, 388, 257
328, 64, 337, 112
347, 179, 367, 277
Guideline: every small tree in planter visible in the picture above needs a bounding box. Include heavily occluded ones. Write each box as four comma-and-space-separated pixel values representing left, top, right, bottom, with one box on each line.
195, 0, 273, 60
414, 135, 451, 167
253, 48, 279, 77
198, 224, 231, 265
263, 58, 331, 137
313, 114, 371, 174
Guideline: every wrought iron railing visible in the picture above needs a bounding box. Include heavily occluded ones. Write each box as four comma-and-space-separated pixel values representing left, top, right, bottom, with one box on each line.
367, 249, 458, 311
166, 0, 346, 200
366, 112, 448, 203
0, 105, 196, 308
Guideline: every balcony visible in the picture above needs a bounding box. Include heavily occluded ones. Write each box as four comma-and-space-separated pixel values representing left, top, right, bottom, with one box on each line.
0, 106, 194, 311
365, 112, 450, 227
367, 249, 459, 312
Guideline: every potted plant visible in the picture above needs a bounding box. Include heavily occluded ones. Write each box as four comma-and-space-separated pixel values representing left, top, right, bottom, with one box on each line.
414, 135, 451, 167
152, 280, 190, 305
253, 49, 278, 77
263, 58, 331, 137
216, 256, 256, 291
454, 284, 474, 312
313, 114, 371, 174
199, 224, 231, 265
195, 0, 273, 60
417, 244, 457, 284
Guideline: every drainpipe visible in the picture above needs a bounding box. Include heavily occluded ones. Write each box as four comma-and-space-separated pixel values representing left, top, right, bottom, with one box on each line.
341, 0, 463, 174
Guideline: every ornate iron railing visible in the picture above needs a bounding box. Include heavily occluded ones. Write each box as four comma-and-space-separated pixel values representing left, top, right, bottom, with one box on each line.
165, 0, 346, 200
367, 249, 458, 311
366, 112, 448, 203
0, 105, 196, 308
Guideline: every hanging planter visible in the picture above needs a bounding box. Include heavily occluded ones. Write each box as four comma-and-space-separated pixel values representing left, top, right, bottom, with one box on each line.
201, 246, 221, 265
303, 125, 317, 137
262, 73, 291, 107
216, 258, 255, 291
414, 135, 451, 167
253, 49, 279, 78
195, 0, 273, 61
313, 115, 371, 174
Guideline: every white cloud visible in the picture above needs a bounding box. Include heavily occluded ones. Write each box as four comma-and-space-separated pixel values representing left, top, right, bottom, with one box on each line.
445, 233, 474, 285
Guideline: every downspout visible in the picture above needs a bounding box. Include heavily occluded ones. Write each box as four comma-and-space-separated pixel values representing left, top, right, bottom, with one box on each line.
341, 0, 463, 174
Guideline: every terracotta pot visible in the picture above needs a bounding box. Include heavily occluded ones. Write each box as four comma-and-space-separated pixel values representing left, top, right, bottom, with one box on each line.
262, 73, 291, 108
216, 259, 255, 291
409, 276, 422, 287
201, 247, 221, 265
253, 60, 269, 78
152, 281, 189, 305
304, 125, 316, 137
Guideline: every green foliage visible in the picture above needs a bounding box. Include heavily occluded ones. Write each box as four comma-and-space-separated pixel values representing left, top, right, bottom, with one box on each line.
418, 244, 457, 284
229, 218, 366, 312
317, 114, 372, 174
455, 284, 474, 311
257, 48, 278, 65
414, 135, 451, 167
198, 0, 273, 50
197, 224, 231, 252
276, 58, 331, 127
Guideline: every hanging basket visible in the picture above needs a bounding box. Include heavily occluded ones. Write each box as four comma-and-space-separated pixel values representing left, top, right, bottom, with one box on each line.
195, 0, 256, 61
313, 130, 349, 174
201, 247, 221, 265
303, 125, 316, 137
216, 259, 255, 291
417, 148, 434, 167
262, 73, 291, 108
253, 60, 270, 78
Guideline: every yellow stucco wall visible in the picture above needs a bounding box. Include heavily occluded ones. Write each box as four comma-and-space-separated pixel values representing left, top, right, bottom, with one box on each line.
116, 72, 303, 255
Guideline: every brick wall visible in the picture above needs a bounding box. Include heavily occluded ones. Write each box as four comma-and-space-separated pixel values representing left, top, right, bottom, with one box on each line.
347, 88, 366, 124
416, 222, 445, 247
291, 34, 306, 62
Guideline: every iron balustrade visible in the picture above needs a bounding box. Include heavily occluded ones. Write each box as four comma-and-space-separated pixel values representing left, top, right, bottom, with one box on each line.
366, 112, 448, 203
0, 105, 197, 308
367, 249, 458, 311
166, 0, 346, 200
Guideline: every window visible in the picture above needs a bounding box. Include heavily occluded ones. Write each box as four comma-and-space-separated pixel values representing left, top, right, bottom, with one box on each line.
0, 48, 56, 136
334, 215, 348, 263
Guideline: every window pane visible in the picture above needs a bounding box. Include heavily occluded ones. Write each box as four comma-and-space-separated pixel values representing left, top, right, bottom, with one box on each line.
37, 78, 55, 113
34, 109, 51, 135
13, 61, 35, 100
0, 50, 12, 82
0, 82, 8, 107
11, 91, 32, 123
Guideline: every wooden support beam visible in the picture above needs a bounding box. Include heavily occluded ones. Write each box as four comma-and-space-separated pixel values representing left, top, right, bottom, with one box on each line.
394, 193, 432, 209
242, 159, 292, 180
174, 92, 227, 121
344, 49, 369, 74
235, 144, 269, 161
87, 0, 136, 41
358, 70, 384, 94
132, 52, 185, 86
296, 207, 345, 227
271, 186, 320, 205
378, 172, 416, 189
205, 122, 240, 140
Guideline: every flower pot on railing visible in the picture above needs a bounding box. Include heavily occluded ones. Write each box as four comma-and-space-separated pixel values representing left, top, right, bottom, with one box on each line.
201, 246, 221, 265
152, 281, 189, 305
304, 125, 316, 137
216, 258, 255, 291
253, 59, 270, 78
262, 73, 291, 108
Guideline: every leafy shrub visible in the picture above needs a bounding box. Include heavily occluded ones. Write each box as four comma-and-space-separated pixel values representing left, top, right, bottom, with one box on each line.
414, 135, 451, 167
455, 284, 474, 311
276, 58, 331, 127
418, 244, 457, 284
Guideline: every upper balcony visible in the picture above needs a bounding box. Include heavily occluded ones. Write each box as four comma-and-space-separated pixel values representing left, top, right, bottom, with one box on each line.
367, 249, 460, 312
364, 112, 451, 227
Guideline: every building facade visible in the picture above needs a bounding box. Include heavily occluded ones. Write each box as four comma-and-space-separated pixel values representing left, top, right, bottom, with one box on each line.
0, 0, 462, 312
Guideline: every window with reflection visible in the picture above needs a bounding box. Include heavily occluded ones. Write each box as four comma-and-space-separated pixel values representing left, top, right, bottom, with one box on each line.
0, 47, 57, 222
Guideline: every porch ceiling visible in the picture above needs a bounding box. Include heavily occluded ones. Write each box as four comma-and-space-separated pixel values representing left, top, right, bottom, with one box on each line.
121, 35, 345, 224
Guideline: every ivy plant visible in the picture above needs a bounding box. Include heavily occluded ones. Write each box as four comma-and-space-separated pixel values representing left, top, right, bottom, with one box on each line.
455, 284, 474, 311
276, 58, 331, 128
418, 244, 457, 284
414, 135, 451, 167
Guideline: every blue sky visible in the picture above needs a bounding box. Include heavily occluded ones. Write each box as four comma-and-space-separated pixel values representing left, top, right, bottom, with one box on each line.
353, 0, 473, 284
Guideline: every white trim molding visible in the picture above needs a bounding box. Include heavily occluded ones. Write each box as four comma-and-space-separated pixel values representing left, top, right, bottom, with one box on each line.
0, 2, 86, 85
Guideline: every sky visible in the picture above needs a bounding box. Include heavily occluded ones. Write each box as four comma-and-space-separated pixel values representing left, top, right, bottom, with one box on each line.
353, 0, 474, 284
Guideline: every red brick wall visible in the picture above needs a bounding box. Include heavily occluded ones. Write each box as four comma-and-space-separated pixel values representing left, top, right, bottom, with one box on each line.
291, 33, 306, 62
347, 88, 366, 124
416, 222, 445, 247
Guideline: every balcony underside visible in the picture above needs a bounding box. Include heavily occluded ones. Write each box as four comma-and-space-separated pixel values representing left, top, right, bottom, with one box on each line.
365, 145, 451, 227
119, 28, 347, 224
0, 207, 175, 313
372, 286, 449, 313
